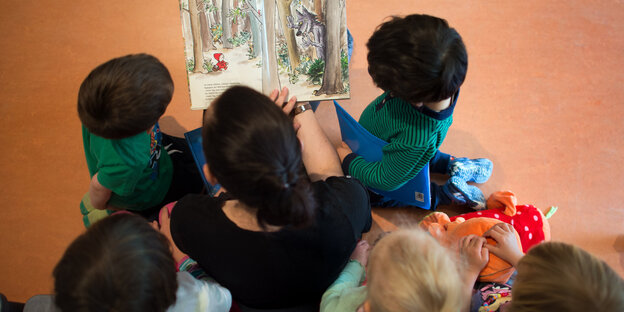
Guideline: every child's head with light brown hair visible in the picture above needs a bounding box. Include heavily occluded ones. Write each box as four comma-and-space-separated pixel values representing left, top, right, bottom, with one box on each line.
366, 229, 464, 312
510, 241, 624, 312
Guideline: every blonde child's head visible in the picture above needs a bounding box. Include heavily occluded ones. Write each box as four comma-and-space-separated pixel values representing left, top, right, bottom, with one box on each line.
366, 229, 463, 312
510, 241, 624, 312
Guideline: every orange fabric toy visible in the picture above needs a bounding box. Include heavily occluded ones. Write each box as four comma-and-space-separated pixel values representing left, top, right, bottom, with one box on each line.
419, 191, 552, 283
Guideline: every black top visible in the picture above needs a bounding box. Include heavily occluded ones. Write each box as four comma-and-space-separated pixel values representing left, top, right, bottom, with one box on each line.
170, 176, 372, 309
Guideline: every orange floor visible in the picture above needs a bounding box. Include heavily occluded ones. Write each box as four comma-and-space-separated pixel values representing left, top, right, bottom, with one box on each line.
1, 0, 623, 303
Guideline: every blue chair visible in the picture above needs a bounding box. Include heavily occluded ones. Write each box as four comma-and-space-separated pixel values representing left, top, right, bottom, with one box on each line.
184, 128, 221, 196
333, 100, 431, 209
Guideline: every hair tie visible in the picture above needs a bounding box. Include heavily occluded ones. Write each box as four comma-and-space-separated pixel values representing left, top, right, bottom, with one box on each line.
283, 181, 297, 190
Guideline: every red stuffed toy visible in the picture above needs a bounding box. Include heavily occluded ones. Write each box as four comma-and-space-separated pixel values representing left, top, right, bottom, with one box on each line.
419, 190, 555, 283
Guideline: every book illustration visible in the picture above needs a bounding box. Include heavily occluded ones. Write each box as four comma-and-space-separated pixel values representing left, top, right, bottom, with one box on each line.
179, 0, 350, 110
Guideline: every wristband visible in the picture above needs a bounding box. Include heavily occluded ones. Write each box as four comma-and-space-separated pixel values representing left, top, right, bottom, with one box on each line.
293, 103, 312, 115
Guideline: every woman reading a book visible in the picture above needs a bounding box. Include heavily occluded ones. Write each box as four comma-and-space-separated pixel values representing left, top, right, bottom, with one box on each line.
159, 86, 372, 310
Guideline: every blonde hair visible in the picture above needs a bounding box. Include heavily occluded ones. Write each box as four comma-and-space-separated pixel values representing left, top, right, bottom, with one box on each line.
367, 229, 463, 312
510, 241, 624, 312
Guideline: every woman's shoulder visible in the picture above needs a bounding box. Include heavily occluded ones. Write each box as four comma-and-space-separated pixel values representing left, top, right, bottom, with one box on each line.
172, 193, 226, 224
312, 176, 371, 231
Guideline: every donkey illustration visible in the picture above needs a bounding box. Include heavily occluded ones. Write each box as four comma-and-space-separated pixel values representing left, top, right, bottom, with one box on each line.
287, 6, 326, 60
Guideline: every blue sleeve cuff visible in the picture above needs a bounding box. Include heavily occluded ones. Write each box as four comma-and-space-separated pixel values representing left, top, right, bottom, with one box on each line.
342, 153, 358, 175
419, 89, 459, 120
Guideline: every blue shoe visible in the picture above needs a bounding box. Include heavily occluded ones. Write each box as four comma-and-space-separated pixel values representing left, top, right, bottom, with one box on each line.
449, 157, 493, 183
441, 176, 486, 210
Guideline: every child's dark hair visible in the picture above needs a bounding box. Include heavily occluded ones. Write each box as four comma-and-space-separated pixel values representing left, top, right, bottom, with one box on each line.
53, 213, 178, 312
77, 53, 173, 139
202, 86, 316, 228
367, 14, 467, 104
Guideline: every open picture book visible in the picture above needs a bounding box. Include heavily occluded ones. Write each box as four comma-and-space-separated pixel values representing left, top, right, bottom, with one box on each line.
178, 0, 350, 110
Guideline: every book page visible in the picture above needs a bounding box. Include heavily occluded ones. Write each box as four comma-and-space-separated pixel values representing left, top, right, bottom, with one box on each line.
179, 0, 350, 110
179, 0, 263, 110
268, 0, 350, 102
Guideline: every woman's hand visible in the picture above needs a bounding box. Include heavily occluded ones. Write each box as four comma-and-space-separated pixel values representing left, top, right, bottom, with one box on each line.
483, 223, 524, 267
270, 87, 301, 131
269, 87, 297, 115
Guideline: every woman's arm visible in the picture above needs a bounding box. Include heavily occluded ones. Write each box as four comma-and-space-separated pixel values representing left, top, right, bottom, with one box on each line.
270, 88, 343, 181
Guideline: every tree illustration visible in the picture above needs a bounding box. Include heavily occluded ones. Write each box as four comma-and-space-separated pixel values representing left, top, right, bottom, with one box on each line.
276, 0, 300, 71
212, 0, 221, 24
222, 0, 233, 48
200, 2, 216, 50
314, 0, 342, 95
242, 0, 263, 58
189, 0, 207, 73
262, 0, 281, 93
314, 0, 323, 21
231, 0, 239, 36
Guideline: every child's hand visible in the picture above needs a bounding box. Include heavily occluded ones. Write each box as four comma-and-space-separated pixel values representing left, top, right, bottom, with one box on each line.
336, 141, 353, 162
270, 87, 297, 114
350, 240, 371, 267
459, 235, 489, 275
483, 223, 524, 267
154, 206, 188, 264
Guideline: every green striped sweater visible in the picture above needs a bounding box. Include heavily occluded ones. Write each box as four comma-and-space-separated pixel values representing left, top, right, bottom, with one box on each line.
344, 92, 454, 191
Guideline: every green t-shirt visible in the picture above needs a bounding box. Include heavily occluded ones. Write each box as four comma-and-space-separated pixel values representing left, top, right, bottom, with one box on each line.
82, 124, 173, 211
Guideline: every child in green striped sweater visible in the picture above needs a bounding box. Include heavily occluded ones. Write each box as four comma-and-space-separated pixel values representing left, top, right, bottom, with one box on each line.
337, 14, 492, 209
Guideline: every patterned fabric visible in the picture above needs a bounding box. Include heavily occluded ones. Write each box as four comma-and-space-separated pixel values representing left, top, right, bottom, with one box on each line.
471, 282, 512, 312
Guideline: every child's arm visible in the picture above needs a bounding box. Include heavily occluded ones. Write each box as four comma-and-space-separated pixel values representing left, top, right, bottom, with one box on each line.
339, 141, 430, 191
178, 256, 211, 282
155, 205, 188, 264
459, 235, 489, 312
177, 257, 233, 311
158, 205, 232, 311
88, 173, 113, 210
320, 240, 370, 312
484, 223, 524, 267
271, 88, 343, 182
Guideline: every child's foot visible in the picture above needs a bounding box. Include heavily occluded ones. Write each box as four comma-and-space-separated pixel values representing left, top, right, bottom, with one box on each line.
441, 176, 486, 210
449, 157, 493, 183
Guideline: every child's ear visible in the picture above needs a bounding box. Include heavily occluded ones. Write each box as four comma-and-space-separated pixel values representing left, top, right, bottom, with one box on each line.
203, 164, 218, 185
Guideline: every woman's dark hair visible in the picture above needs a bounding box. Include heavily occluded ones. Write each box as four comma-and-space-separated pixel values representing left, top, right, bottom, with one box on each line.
202, 86, 316, 228
367, 14, 467, 104
53, 214, 178, 312
77, 53, 173, 139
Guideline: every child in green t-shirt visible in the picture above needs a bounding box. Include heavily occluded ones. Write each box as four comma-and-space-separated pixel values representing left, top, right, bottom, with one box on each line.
78, 54, 203, 226
337, 14, 492, 210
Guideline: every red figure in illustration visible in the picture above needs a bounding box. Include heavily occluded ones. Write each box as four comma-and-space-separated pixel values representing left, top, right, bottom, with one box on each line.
213, 53, 228, 71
